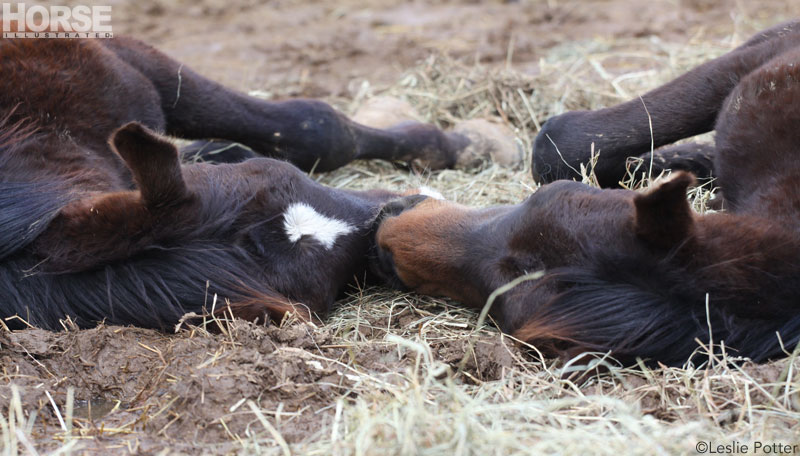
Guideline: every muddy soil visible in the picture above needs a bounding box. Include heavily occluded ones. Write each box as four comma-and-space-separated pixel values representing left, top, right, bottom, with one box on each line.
0, 316, 518, 452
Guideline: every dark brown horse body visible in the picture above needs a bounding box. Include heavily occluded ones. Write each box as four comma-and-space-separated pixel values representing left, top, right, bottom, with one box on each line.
0, 38, 466, 330
374, 21, 800, 365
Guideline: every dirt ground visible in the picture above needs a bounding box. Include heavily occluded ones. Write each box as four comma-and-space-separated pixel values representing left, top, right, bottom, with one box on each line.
61, 0, 797, 97
3, 0, 800, 454
1, 313, 521, 453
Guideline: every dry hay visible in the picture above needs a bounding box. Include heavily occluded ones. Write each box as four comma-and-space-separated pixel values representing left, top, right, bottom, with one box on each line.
3, 18, 800, 456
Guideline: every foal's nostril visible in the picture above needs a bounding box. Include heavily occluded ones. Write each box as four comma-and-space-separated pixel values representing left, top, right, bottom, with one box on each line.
378, 193, 428, 219
378, 200, 407, 219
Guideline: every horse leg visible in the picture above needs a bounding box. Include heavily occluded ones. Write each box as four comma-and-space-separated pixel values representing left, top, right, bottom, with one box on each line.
533, 20, 800, 187
622, 142, 716, 183
101, 38, 469, 172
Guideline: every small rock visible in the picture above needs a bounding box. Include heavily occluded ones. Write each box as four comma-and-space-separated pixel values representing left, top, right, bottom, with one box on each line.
352, 96, 422, 129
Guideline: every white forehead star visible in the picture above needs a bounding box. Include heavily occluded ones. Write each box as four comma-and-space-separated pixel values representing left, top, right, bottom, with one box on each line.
282, 203, 355, 249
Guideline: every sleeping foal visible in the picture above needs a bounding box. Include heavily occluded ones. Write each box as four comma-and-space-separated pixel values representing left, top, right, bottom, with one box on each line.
0, 37, 464, 330
373, 22, 800, 366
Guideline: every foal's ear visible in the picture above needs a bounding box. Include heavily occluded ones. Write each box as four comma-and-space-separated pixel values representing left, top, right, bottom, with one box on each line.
110, 122, 188, 207
633, 171, 696, 249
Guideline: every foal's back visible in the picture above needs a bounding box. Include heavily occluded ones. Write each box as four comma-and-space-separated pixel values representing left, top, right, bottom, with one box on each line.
1, 39, 164, 190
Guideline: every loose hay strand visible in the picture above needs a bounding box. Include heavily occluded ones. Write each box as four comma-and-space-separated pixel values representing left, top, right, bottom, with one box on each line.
248, 400, 291, 456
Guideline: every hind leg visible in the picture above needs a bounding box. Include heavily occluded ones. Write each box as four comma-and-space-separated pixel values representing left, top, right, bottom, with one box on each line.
533, 20, 800, 187
101, 38, 469, 172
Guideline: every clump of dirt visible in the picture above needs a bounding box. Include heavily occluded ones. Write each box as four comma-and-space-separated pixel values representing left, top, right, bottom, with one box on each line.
1, 322, 345, 451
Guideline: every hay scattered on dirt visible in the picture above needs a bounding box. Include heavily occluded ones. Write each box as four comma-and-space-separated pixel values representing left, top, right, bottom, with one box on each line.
3, 14, 800, 456
4, 294, 799, 454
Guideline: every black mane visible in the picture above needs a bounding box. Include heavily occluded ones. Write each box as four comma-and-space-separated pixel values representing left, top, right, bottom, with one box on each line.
532, 253, 800, 365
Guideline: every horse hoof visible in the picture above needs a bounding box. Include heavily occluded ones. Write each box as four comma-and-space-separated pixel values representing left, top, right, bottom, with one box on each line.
352, 96, 422, 129
452, 118, 522, 169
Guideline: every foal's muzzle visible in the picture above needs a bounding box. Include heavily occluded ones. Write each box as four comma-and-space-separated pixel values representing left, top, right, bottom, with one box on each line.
368, 194, 429, 288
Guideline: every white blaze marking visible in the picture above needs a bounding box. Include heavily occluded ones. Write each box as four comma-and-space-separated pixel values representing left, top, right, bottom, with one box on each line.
418, 186, 444, 200
282, 203, 355, 249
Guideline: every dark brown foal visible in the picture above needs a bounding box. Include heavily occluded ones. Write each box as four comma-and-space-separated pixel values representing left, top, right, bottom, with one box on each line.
373, 22, 800, 366
0, 37, 458, 330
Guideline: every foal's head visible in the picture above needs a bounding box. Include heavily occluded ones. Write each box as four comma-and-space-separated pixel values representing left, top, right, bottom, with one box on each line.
35, 122, 396, 323
372, 173, 709, 362
373, 173, 696, 308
